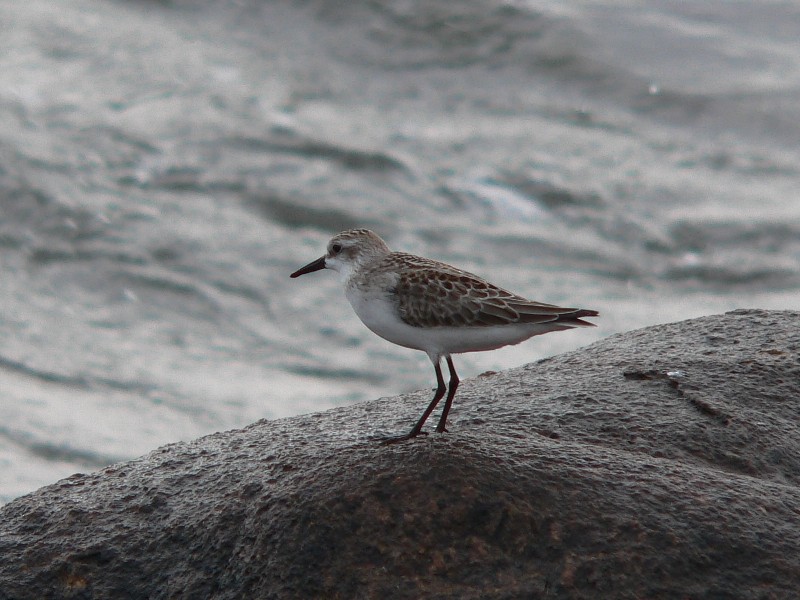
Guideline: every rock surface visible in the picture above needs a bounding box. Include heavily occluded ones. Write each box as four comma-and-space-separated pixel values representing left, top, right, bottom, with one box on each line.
1, 309, 799, 599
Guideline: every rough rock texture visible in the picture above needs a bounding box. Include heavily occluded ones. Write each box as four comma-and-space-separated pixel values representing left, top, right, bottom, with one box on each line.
1, 309, 799, 599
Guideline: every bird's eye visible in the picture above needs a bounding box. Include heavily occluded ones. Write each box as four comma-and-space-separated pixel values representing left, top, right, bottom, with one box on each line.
331, 243, 342, 255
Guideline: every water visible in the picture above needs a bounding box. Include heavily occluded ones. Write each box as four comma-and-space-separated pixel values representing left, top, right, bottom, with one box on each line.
1, 0, 798, 504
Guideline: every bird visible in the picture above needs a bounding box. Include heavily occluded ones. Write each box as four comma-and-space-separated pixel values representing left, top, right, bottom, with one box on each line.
290, 229, 598, 443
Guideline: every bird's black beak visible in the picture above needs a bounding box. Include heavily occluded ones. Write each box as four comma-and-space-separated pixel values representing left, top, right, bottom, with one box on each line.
290, 255, 327, 278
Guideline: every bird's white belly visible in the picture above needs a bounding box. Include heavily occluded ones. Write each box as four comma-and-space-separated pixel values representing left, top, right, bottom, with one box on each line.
345, 287, 563, 359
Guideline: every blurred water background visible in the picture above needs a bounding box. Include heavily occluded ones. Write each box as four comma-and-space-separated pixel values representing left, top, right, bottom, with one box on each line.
1, 0, 798, 504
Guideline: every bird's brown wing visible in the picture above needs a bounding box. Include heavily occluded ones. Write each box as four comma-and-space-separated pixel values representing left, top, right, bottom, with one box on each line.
388, 254, 595, 328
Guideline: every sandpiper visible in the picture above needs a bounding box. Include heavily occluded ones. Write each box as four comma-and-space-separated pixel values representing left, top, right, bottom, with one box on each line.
290, 229, 598, 443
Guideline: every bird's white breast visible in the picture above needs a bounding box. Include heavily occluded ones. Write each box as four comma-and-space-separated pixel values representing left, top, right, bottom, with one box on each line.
344, 272, 419, 349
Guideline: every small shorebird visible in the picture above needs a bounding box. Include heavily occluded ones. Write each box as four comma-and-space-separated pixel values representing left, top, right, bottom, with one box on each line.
290, 229, 598, 443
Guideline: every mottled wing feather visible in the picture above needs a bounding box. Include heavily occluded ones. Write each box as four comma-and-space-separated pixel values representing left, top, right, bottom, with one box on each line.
387, 253, 593, 328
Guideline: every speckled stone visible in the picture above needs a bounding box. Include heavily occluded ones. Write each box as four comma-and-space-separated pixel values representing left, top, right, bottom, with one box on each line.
1, 309, 798, 599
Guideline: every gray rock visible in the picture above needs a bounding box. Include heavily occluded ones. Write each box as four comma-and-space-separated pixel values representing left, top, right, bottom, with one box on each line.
1, 309, 799, 599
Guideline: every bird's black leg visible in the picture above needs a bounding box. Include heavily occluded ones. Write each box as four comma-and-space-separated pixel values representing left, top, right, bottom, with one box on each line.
435, 356, 459, 433
382, 359, 446, 444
